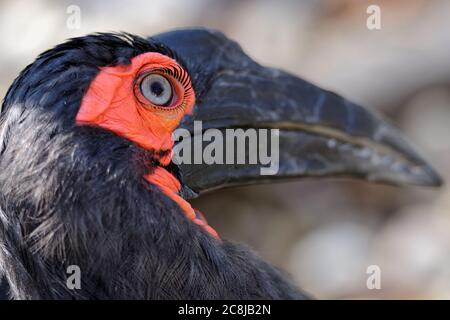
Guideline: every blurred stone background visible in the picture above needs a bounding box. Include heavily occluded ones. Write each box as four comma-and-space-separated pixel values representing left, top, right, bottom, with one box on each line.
1, 0, 449, 299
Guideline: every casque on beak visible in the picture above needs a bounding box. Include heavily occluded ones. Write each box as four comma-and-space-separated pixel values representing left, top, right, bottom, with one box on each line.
154, 28, 442, 198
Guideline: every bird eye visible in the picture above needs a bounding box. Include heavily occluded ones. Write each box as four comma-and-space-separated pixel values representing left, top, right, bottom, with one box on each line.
139, 74, 173, 106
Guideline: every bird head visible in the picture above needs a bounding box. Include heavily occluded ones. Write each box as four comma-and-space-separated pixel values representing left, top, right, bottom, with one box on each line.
0, 29, 441, 239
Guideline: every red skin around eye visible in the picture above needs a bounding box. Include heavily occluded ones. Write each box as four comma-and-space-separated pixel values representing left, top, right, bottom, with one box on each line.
76, 52, 194, 165
145, 167, 220, 239
76, 52, 219, 239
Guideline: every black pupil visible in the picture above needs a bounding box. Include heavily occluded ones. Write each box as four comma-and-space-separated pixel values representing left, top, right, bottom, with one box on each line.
150, 81, 164, 96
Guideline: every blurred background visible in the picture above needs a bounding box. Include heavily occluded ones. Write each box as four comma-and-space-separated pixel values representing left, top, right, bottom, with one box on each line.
1, 0, 449, 299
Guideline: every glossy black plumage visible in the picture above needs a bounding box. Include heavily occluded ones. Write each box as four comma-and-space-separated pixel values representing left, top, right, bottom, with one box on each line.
0, 32, 307, 299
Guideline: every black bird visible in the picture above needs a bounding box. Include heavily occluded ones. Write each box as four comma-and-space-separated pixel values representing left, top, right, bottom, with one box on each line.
0, 28, 441, 299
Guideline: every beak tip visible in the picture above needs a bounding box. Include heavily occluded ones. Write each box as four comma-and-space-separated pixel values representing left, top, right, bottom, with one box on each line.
421, 166, 444, 188
365, 155, 443, 188
399, 163, 444, 188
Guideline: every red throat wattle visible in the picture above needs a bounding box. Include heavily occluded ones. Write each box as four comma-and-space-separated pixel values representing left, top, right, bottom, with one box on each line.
76, 52, 219, 239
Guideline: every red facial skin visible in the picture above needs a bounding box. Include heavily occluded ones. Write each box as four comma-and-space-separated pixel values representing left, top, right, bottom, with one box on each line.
76, 52, 219, 239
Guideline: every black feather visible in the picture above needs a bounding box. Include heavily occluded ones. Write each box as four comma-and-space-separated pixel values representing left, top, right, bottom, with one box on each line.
0, 33, 307, 299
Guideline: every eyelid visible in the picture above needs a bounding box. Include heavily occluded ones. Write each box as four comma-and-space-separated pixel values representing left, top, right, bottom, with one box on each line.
140, 63, 193, 95
133, 59, 195, 115
139, 73, 173, 107
134, 69, 180, 111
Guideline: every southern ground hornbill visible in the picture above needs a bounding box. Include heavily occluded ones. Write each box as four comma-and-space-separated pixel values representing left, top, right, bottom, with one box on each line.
0, 28, 441, 299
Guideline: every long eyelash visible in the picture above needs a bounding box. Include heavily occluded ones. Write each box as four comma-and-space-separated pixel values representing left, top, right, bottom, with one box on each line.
135, 64, 194, 112
158, 65, 193, 98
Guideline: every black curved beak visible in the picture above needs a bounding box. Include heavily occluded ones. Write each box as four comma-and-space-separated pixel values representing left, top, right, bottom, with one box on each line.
154, 28, 442, 198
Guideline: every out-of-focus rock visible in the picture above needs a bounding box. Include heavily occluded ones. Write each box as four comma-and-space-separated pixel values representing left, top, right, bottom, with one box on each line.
287, 222, 373, 298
